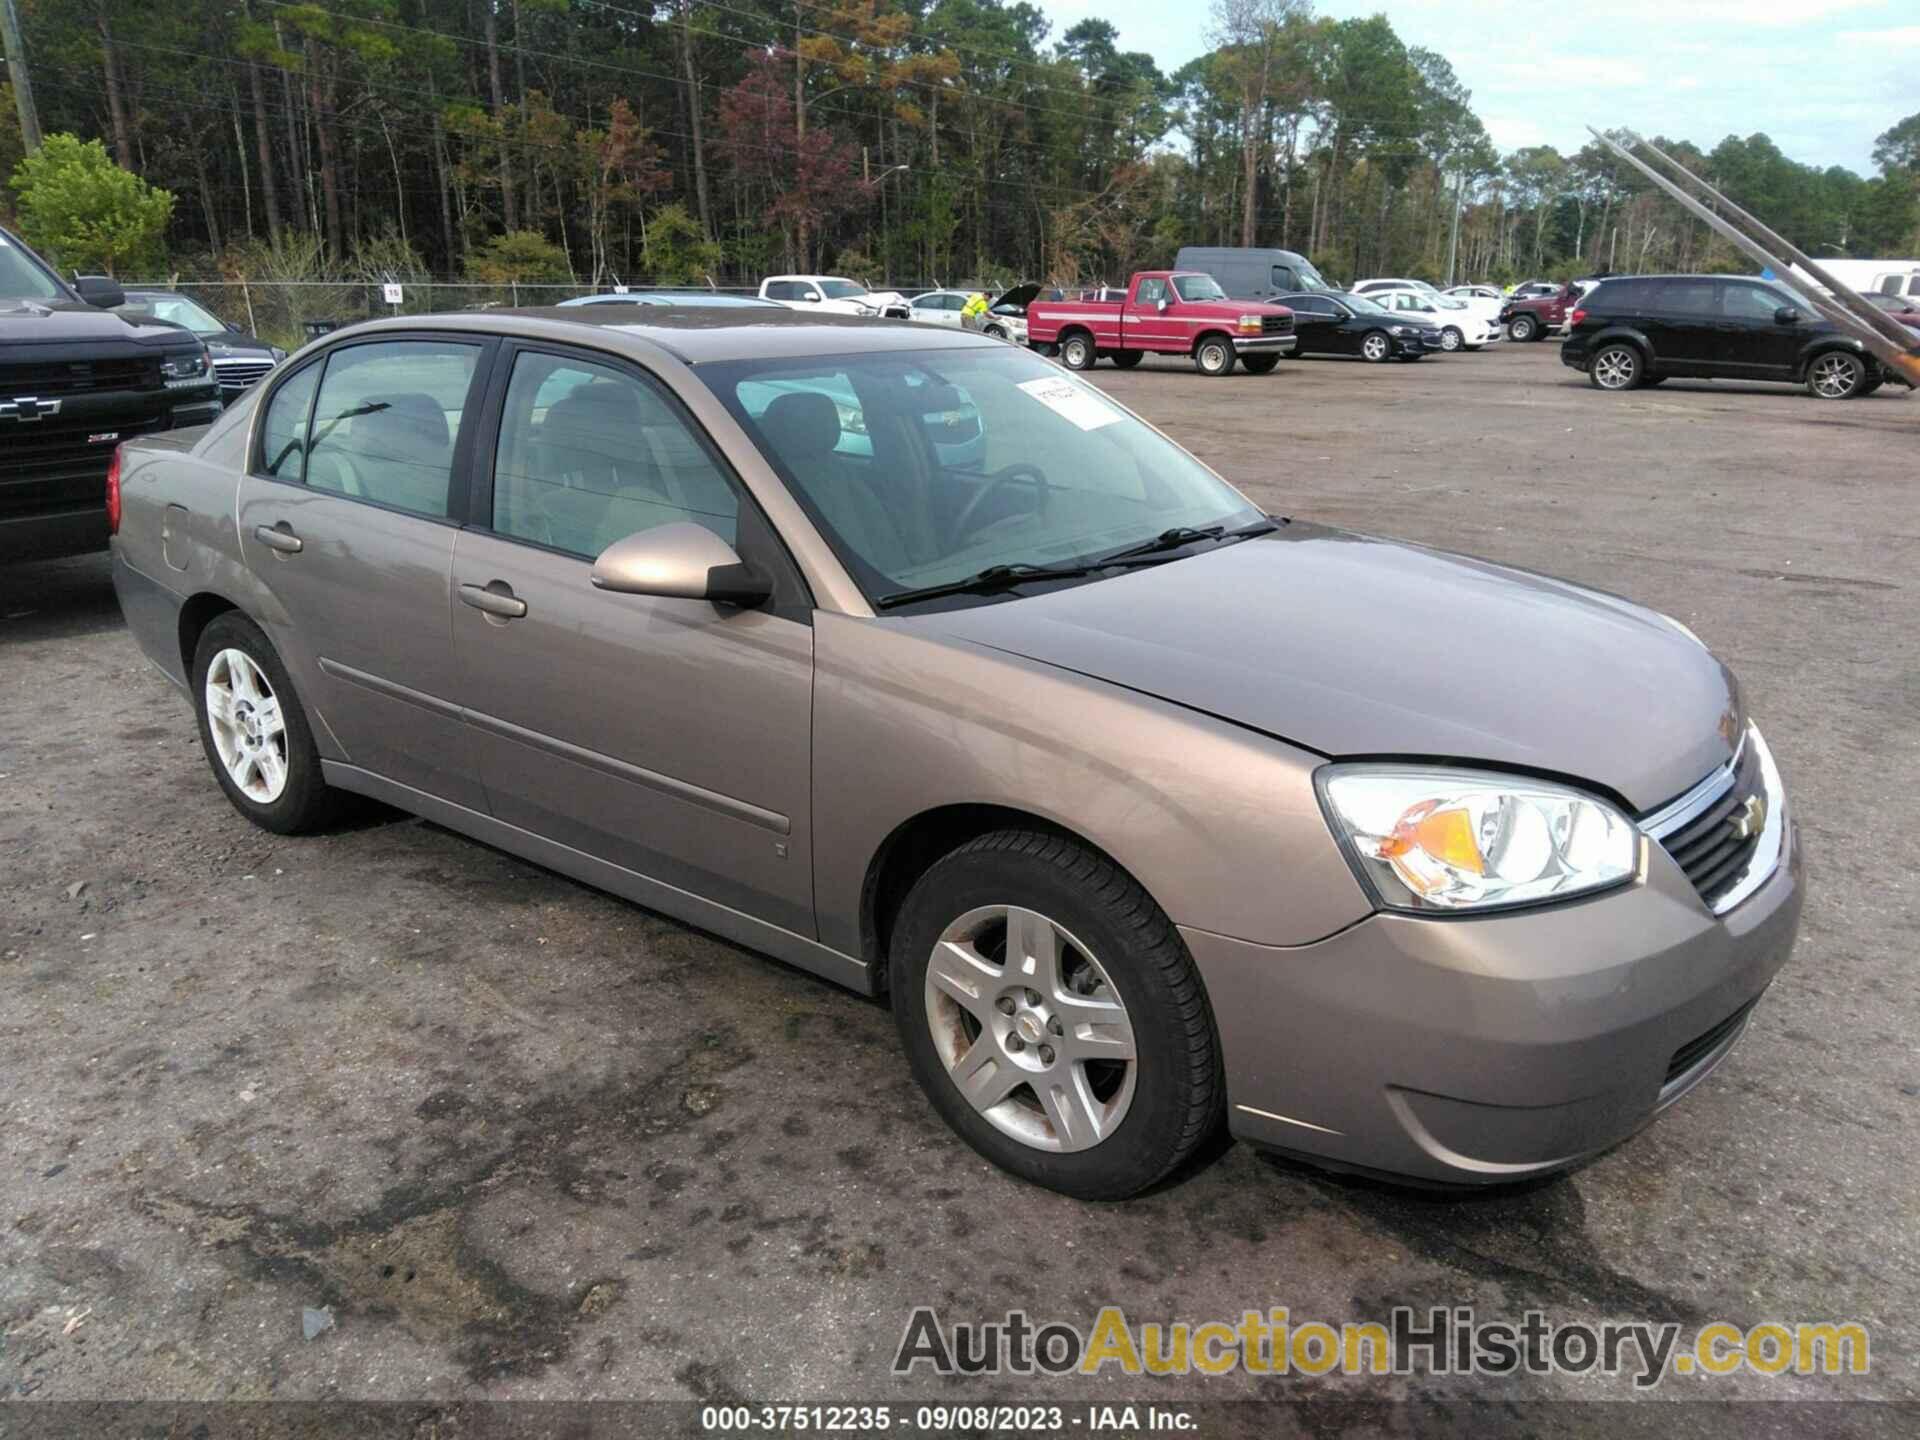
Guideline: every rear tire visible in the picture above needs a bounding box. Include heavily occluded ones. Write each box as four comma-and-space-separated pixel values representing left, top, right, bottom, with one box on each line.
1588, 343, 1643, 391
1110, 350, 1143, 369
1509, 314, 1538, 342
1805, 350, 1866, 400
192, 613, 341, 835
1059, 331, 1096, 371
890, 830, 1225, 1199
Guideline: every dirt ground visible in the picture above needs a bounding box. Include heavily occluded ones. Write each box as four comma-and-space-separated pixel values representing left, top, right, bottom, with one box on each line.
1, 340, 1915, 1425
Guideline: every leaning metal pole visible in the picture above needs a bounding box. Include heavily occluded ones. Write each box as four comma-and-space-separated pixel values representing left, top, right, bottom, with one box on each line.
1586, 126, 1920, 388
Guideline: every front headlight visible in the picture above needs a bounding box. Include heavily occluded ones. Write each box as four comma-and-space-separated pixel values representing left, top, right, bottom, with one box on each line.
1390, 325, 1413, 336
1318, 767, 1639, 913
160, 347, 210, 382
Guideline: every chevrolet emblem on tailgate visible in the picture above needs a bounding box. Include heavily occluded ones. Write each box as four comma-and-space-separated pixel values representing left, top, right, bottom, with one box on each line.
0, 396, 62, 422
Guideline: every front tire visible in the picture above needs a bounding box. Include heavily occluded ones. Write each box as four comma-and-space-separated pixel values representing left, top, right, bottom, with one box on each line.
1240, 353, 1281, 375
1806, 350, 1866, 400
1193, 336, 1235, 377
1588, 343, 1642, 391
890, 830, 1224, 1199
1360, 331, 1391, 363
192, 612, 341, 834
1509, 314, 1538, 342
1440, 326, 1463, 352
1058, 331, 1096, 371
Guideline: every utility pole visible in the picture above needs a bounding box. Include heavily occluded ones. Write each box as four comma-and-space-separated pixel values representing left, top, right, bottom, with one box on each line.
1444, 171, 1465, 286
1, 0, 43, 152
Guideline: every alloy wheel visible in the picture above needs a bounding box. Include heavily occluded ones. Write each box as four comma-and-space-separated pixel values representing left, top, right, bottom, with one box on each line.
923, 904, 1137, 1153
1511, 317, 1535, 341
1809, 353, 1861, 399
1362, 333, 1389, 362
204, 647, 289, 803
1593, 347, 1638, 390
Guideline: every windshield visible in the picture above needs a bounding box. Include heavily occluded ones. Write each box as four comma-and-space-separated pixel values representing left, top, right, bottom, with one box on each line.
1172, 274, 1227, 302
121, 294, 227, 335
703, 347, 1265, 606
1295, 259, 1336, 292
0, 233, 68, 302
819, 280, 869, 300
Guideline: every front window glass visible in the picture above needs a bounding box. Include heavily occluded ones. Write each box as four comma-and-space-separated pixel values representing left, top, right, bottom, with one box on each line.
703, 347, 1265, 606
121, 294, 226, 335
1172, 274, 1227, 302
819, 280, 868, 300
305, 340, 479, 518
492, 352, 739, 558
1136, 277, 1168, 304
1722, 283, 1789, 321
0, 233, 67, 301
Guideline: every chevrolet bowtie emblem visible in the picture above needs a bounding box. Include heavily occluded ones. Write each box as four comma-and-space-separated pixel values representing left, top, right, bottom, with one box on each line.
0, 396, 62, 422
1731, 793, 1768, 841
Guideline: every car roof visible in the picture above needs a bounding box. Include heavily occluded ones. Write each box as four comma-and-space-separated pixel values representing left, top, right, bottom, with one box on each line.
336, 306, 1005, 364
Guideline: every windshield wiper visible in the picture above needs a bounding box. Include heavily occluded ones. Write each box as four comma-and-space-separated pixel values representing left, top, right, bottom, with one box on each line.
1094, 518, 1279, 565
874, 562, 1100, 610
873, 520, 1283, 611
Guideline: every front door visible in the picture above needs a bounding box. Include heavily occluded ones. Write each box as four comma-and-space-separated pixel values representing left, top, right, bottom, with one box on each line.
236, 335, 492, 810
1128, 276, 1181, 350
1714, 280, 1803, 380
448, 344, 817, 936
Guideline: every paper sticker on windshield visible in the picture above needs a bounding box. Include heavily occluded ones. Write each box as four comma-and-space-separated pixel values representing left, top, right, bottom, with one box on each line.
1017, 376, 1121, 431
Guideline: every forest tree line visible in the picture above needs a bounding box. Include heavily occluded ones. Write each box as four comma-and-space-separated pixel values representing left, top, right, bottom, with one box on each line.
2, 0, 1916, 289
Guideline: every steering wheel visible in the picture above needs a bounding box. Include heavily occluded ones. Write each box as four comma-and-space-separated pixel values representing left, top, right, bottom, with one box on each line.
955, 463, 1049, 539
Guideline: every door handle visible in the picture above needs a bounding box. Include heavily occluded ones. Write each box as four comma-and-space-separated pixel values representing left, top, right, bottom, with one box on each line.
459, 581, 528, 620
253, 522, 303, 554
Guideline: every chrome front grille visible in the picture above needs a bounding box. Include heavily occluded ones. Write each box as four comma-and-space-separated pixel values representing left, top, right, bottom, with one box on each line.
213, 357, 275, 393
1641, 728, 1785, 915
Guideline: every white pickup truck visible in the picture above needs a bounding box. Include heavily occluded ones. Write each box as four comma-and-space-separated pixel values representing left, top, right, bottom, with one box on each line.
756, 275, 911, 318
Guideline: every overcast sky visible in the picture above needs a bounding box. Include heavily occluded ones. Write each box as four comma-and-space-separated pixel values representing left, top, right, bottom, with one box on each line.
1034, 0, 1918, 174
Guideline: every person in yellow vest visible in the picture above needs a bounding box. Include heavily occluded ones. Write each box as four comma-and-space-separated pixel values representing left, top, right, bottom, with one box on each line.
960, 291, 990, 329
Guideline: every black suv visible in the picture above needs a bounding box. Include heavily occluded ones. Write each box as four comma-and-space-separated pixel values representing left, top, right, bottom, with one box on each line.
1562, 274, 1893, 400
2, 226, 223, 562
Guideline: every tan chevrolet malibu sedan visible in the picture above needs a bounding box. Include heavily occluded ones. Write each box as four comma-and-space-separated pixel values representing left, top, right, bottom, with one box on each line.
109, 308, 1802, 1199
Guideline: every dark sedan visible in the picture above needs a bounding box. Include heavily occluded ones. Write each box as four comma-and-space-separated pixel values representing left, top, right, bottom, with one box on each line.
116, 290, 284, 399
1274, 290, 1437, 361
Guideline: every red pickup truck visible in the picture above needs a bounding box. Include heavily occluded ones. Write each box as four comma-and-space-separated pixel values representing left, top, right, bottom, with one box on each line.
1026, 271, 1296, 377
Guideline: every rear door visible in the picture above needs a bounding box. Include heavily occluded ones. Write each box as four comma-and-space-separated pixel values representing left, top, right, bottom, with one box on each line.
235, 334, 493, 810
1285, 295, 1342, 354
1643, 279, 1719, 372
446, 342, 817, 935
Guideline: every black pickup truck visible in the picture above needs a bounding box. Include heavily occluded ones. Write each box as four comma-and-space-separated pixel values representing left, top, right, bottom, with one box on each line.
1, 225, 222, 562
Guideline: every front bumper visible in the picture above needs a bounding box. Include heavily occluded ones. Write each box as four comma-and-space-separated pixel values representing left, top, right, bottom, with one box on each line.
1184, 796, 1803, 1186
1233, 334, 1298, 354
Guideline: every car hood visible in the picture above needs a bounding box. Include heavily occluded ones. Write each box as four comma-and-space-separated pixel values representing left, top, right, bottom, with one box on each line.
204, 332, 275, 358
0, 298, 201, 348
910, 525, 1739, 812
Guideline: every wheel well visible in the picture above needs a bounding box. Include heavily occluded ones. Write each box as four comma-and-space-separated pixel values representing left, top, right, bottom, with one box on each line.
1191, 329, 1232, 355
861, 804, 1127, 993
1798, 343, 1865, 379
178, 593, 239, 677
1059, 325, 1092, 346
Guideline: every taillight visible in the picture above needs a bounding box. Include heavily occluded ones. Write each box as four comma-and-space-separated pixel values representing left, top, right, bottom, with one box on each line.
105, 445, 123, 535
1569, 308, 1587, 327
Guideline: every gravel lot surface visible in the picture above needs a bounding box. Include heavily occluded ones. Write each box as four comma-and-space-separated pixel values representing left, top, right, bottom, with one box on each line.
2, 341, 1913, 1427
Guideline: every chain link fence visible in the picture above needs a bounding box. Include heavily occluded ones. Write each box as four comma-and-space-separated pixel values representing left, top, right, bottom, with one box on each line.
120, 279, 966, 352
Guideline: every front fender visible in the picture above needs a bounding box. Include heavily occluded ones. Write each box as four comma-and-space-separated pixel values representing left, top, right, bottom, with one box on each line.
810, 612, 1373, 957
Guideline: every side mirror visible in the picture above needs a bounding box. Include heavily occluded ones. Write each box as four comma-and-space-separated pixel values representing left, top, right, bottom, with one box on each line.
799, 292, 821, 303
590, 522, 771, 607
73, 273, 126, 309
1155, 298, 1170, 313
1774, 306, 1800, 325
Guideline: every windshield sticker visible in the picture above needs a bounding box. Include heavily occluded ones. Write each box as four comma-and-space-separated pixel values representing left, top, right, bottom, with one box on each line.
1017, 376, 1121, 431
